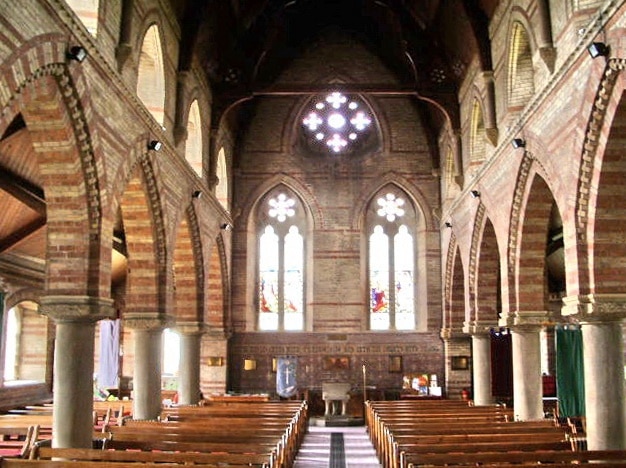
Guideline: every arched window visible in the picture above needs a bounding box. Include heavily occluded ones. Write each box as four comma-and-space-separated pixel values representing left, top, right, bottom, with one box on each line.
367, 188, 416, 330
137, 24, 166, 125
215, 147, 229, 210
507, 22, 534, 109
257, 188, 305, 331
65, 0, 99, 36
469, 98, 486, 174
185, 100, 203, 177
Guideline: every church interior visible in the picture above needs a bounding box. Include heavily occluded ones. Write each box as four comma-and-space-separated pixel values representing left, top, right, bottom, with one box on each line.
0, 0, 625, 456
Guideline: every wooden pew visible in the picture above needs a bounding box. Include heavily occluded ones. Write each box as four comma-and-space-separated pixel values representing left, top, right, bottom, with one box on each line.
402, 449, 626, 467
2, 460, 263, 468
30, 446, 273, 467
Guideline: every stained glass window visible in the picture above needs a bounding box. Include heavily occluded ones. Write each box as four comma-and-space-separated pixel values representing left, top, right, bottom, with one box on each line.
301, 92, 375, 155
258, 190, 305, 331
368, 189, 416, 330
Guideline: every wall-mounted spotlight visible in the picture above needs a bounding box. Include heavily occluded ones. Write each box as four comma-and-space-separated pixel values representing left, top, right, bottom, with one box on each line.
470, 190, 481, 198
220, 223, 233, 231
444, 221, 452, 228
511, 138, 526, 149
192, 190, 202, 199
148, 140, 162, 151
587, 42, 609, 59
67, 46, 87, 62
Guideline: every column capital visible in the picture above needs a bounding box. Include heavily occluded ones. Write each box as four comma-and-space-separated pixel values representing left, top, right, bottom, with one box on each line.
39, 295, 115, 323
463, 320, 496, 335
174, 321, 206, 335
440, 327, 469, 341
499, 310, 549, 330
562, 294, 626, 323
124, 313, 171, 331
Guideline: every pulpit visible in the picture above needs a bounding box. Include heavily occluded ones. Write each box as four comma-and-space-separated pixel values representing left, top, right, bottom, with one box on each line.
322, 382, 351, 416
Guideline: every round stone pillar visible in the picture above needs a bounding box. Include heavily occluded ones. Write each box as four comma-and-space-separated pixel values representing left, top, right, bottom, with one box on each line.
176, 323, 203, 405
511, 326, 543, 420
582, 320, 626, 449
131, 324, 164, 420
471, 333, 493, 406
40, 295, 115, 448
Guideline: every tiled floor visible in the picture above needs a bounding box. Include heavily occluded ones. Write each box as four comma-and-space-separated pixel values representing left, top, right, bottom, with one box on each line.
293, 425, 382, 468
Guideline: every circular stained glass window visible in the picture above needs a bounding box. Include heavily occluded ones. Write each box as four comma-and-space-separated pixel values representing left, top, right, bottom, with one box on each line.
300, 92, 376, 155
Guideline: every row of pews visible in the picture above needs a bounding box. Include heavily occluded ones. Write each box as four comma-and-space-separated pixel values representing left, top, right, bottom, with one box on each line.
365, 399, 626, 467
0, 399, 308, 468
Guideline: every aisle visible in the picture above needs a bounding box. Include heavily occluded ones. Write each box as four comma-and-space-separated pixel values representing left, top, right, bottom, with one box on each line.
293, 425, 382, 468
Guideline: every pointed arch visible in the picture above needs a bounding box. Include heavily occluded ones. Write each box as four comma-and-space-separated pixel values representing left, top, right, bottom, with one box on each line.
0, 38, 109, 297
206, 236, 227, 331
516, 174, 556, 314
472, 213, 501, 326
137, 24, 166, 125
469, 97, 487, 173
65, 0, 100, 36
507, 21, 535, 110
185, 100, 203, 178
215, 147, 229, 211
119, 154, 169, 317
173, 205, 204, 323
575, 59, 626, 296
365, 184, 418, 331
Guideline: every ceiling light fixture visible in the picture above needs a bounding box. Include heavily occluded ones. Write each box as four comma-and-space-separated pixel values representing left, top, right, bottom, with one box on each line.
148, 140, 162, 151
511, 138, 526, 149
67, 46, 87, 62
587, 42, 609, 59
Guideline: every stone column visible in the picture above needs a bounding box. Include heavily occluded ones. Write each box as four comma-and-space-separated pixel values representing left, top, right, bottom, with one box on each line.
125, 317, 166, 420
500, 310, 547, 421
562, 294, 626, 450
471, 333, 493, 406
582, 320, 626, 449
176, 323, 203, 405
40, 296, 115, 448
511, 326, 543, 421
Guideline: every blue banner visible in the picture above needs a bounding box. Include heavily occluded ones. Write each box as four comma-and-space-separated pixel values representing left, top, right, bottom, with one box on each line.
276, 356, 298, 398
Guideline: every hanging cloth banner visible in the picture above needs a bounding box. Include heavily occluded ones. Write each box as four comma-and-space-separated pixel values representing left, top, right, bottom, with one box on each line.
556, 325, 585, 418
276, 356, 298, 398
98, 319, 120, 389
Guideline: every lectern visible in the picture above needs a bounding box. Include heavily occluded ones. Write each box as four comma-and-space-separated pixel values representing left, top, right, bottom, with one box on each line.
322, 382, 351, 416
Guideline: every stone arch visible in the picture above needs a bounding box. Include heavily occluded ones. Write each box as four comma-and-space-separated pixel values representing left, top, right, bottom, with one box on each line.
470, 210, 500, 326
516, 174, 556, 315
173, 205, 204, 323
574, 58, 626, 296
444, 240, 465, 332
206, 234, 227, 332
0, 37, 108, 297
118, 152, 169, 318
